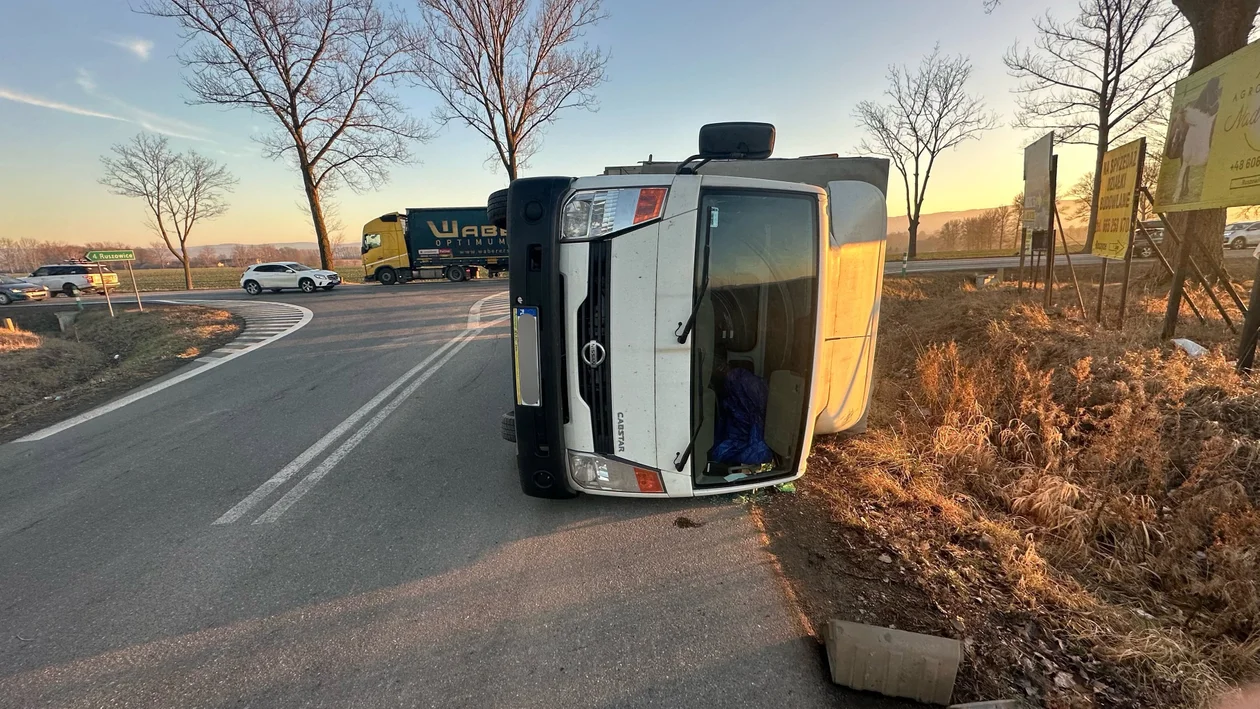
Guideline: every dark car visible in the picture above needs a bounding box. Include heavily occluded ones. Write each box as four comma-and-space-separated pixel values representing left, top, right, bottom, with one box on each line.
0, 275, 51, 304
1132, 220, 1165, 259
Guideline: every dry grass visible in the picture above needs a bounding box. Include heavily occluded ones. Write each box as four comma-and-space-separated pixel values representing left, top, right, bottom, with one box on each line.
802, 273, 1260, 708
0, 307, 241, 438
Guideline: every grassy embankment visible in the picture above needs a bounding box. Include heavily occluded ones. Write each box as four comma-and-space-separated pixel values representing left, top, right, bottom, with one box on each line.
760, 266, 1260, 708
0, 306, 241, 441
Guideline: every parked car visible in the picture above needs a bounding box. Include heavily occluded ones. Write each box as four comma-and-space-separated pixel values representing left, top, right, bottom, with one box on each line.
0, 275, 50, 304
1132, 220, 1165, 259
240, 262, 341, 295
24, 262, 120, 296
1224, 221, 1260, 250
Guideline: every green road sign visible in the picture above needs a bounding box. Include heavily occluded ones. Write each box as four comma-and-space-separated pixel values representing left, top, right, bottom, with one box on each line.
84, 249, 135, 262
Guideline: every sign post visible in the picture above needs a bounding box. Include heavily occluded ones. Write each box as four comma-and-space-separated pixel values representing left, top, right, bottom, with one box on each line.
1089, 138, 1146, 327
85, 249, 139, 315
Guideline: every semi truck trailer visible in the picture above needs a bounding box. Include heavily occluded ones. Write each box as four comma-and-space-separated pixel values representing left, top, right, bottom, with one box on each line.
362, 206, 508, 284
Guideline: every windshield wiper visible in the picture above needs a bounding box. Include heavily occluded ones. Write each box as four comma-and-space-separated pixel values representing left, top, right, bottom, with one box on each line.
675, 206, 716, 344
673, 417, 705, 472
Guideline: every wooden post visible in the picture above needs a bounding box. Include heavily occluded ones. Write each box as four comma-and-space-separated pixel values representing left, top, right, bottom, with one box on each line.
126, 260, 143, 312
1017, 227, 1027, 292
1053, 205, 1086, 317
1237, 256, 1260, 372
1043, 156, 1059, 309
1137, 222, 1207, 326
99, 263, 115, 318
1096, 260, 1108, 324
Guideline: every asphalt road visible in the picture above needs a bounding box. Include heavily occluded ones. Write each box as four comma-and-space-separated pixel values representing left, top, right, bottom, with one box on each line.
0, 282, 902, 708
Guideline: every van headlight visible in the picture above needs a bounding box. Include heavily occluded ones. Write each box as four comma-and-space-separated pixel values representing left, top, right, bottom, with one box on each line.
567, 451, 665, 494
560, 187, 668, 241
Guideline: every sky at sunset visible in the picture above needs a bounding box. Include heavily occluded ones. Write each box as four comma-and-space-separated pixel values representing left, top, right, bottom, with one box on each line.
1, 0, 1135, 248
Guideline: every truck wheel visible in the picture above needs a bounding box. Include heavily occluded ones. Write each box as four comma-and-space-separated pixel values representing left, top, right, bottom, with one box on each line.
487, 188, 509, 230
376, 267, 398, 286
447, 266, 467, 282
501, 411, 516, 443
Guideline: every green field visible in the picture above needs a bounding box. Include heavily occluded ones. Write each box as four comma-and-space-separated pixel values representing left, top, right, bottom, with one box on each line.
118, 265, 367, 292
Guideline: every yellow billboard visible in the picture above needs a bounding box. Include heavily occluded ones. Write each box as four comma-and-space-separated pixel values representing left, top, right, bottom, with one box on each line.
1155, 39, 1260, 212
1091, 138, 1146, 260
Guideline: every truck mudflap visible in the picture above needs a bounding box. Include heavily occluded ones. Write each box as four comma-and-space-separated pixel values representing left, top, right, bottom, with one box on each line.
506, 176, 576, 498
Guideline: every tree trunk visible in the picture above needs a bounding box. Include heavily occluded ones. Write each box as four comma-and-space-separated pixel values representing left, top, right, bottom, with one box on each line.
1084, 123, 1109, 253
1168, 0, 1260, 279
908, 219, 919, 259
300, 165, 334, 271
180, 243, 192, 290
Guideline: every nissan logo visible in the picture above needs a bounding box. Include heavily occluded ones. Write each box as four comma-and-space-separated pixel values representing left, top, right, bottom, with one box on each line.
581, 340, 606, 368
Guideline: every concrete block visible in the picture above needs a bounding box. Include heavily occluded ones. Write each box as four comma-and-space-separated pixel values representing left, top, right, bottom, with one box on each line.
823, 619, 962, 705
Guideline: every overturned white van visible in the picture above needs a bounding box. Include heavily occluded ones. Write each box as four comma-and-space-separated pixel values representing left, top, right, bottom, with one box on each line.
492, 123, 888, 499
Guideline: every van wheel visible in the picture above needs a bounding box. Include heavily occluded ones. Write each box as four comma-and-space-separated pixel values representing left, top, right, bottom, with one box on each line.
447, 266, 467, 282
63, 283, 80, 297
487, 188, 509, 230
376, 267, 398, 286
501, 411, 516, 443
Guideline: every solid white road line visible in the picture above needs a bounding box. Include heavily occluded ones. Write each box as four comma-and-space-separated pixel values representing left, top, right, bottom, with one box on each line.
15, 300, 312, 443
213, 290, 509, 525
252, 319, 505, 524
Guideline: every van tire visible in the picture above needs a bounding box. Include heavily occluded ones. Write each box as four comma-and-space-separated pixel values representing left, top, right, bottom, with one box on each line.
487, 188, 509, 230
501, 411, 516, 442
376, 267, 398, 286
447, 266, 467, 282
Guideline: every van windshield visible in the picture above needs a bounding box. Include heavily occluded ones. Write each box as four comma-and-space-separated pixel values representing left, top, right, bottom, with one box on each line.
690, 190, 819, 488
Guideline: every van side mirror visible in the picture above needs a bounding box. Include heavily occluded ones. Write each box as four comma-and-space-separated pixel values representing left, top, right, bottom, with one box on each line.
698, 122, 775, 160
677, 122, 776, 174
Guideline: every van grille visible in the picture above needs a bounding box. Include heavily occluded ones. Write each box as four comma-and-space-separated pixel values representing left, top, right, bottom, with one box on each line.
577, 241, 613, 453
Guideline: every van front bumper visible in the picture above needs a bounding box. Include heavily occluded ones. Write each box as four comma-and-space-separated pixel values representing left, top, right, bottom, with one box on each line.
505, 176, 577, 498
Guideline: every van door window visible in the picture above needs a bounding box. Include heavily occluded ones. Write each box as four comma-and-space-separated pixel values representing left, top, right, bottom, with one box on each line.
690, 190, 819, 488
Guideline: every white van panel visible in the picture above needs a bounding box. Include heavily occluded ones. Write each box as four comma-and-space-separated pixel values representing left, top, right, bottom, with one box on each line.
652, 177, 701, 496
814, 181, 887, 435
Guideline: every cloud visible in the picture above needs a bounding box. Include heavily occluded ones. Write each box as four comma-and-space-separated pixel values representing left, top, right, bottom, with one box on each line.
0, 87, 126, 122
1, 73, 212, 143
106, 37, 154, 61
75, 68, 96, 92
71, 69, 212, 142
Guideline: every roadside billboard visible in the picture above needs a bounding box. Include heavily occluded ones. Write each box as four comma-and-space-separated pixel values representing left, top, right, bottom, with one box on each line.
1091, 139, 1146, 260
1023, 133, 1053, 252
1155, 39, 1260, 212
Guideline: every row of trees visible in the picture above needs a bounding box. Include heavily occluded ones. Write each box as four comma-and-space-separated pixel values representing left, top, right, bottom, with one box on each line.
0, 237, 359, 276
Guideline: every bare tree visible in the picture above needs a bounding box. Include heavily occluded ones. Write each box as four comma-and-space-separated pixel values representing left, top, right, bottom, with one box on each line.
139, 0, 430, 270
1004, 0, 1187, 252
417, 0, 608, 179
99, 133, 235, 289
149, 239, 173, 267
855, 47, 997, 258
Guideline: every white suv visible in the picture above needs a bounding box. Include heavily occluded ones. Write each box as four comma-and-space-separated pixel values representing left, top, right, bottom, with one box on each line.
240, 262, 341, 295
25, 263, 120, 296
1225, 222, 1260, 250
